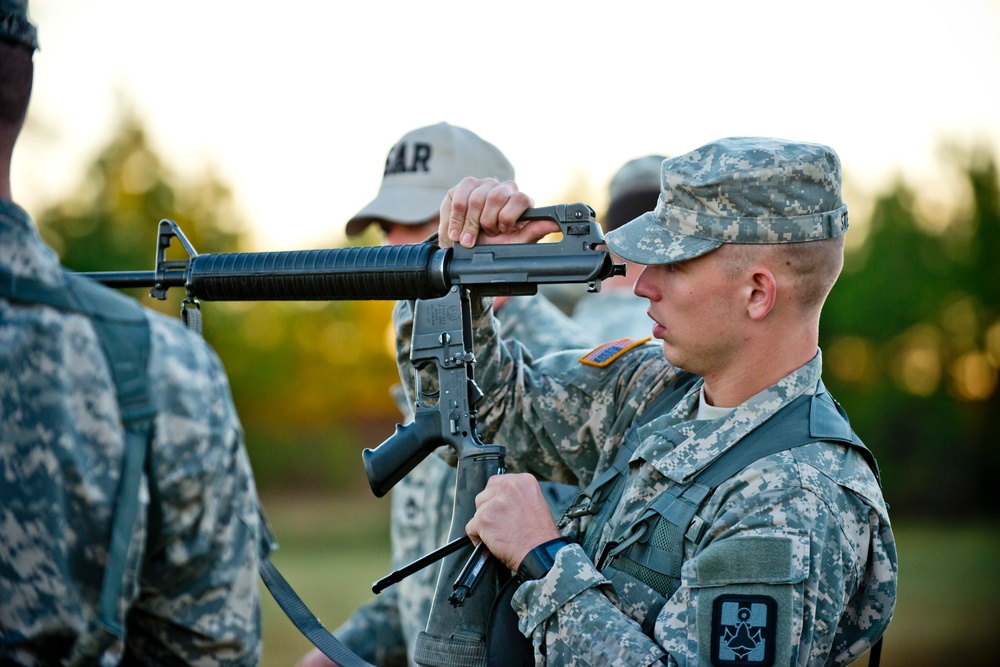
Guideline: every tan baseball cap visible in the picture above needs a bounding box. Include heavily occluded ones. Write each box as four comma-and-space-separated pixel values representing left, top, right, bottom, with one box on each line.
345, 122, 514, 236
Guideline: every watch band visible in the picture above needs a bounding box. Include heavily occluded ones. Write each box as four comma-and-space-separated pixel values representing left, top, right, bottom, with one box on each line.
517, 537, 572, 582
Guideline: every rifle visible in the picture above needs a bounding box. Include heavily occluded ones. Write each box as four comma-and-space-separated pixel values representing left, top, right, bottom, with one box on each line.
82, 203, 623, 667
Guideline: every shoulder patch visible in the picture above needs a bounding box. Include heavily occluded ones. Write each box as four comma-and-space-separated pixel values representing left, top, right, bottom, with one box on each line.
711, 594, 777, 666
578, 337, 651, 367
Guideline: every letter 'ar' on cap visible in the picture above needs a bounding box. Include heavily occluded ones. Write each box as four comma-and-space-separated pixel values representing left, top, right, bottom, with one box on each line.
0, 0, 38, 51
345, 122, 514, 236
605, 137, 850, 266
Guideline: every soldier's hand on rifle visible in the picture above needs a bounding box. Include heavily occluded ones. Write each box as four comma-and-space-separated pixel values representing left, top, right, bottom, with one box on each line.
439, 177, 560, 249
465, 473, 563, 571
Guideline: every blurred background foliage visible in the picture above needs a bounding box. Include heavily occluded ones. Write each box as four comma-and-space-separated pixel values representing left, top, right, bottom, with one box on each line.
37, 107, 1000, 520
820, 144, 999, 518
36, 107, 401, 497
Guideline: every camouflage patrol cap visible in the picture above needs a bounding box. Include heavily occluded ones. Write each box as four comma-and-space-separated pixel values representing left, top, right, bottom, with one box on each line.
346, 122, 514, 236
604, 137, 849, 265
0, 0, 37, 51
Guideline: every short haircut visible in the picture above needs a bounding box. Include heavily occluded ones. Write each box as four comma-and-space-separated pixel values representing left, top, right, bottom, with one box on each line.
719, 236, 845, 312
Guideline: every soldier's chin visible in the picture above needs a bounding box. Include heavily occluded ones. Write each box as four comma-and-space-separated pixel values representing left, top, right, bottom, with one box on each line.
661, 344, 693, 373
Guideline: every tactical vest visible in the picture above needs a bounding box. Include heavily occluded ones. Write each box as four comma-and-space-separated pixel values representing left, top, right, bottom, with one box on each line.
0, 268, 156, 653
566, 372, 880, 637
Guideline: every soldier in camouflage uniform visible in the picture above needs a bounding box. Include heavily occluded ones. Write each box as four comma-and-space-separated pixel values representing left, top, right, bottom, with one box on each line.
397, 137, 897, 665
298, 123, 592, 667
572, 154, 666, 342
0, 3, 271, 665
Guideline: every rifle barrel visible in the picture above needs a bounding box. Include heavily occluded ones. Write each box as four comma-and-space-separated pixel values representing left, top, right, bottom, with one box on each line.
79, 270, 184, 290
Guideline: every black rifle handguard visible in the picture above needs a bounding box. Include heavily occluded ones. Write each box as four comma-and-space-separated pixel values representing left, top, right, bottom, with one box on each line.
188, 243, 450, 301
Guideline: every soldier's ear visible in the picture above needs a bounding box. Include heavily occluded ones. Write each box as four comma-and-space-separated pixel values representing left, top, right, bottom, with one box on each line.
746, 268, 776, 322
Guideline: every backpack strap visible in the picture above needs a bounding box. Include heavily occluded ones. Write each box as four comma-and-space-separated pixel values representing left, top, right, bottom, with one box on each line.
599, 384, 880, 637
0, 269, 155, 640
561, 372, 700, 528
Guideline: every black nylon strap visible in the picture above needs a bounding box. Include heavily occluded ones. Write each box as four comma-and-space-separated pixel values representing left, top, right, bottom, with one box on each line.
258, 559, 375, 667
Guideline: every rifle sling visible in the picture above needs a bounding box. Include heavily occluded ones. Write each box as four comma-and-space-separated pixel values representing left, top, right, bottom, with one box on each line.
258, 558, 376, 667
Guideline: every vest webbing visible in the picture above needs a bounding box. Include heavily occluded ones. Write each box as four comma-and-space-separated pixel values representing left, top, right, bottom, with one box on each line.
0, 268, 156, 643
572, 373, 701, 559
571, 372, 880, 638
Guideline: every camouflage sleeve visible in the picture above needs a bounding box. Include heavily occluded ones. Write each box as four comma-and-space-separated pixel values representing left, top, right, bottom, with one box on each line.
122, 315, 270, 666
331, 588, 408, 666
494, 293, 598, 514
510, 450, 895, 666
513, 545, 667, 665
495, 293, 597, 357
513, 485, 826, 666
657, 448, 896, 665
393, 297, 677, 488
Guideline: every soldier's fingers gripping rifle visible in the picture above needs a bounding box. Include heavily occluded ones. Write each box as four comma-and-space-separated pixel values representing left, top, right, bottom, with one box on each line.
83, 203, 623, 667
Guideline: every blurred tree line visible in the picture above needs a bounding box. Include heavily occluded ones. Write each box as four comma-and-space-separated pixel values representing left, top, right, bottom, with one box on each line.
37, 109, 401, 496
37, 110, 1000, 517
820, 145, 999, 518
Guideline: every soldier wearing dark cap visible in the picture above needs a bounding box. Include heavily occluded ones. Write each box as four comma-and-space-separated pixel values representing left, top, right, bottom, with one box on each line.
572, 154, 666, 341
396, 137, 897, 664
0, 2, 271, 664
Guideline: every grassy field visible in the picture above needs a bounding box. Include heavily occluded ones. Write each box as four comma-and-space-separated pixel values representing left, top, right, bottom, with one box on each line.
258, 494, 1000, 666
259, 494, 393, 666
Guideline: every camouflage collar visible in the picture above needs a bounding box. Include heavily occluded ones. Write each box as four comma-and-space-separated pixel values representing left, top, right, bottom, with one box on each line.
0, 198, 64, 285
637, 352, 824, 483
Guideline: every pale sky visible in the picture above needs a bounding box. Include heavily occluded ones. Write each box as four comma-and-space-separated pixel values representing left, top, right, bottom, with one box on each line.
13, 0, 1000, 251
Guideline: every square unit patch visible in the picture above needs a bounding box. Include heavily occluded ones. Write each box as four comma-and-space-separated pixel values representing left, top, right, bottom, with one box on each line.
711, 594, 777, 666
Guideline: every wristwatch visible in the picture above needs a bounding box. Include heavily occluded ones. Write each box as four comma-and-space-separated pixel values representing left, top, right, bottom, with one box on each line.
517, 537, 572, 582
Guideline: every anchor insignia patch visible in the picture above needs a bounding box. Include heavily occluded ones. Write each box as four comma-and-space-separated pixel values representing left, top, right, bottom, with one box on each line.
711, 595, 777, 666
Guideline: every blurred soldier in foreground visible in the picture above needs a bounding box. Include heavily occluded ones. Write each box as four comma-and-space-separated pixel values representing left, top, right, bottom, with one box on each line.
572, 154, 666, 341
398, 136, 897, 664
0, 2, 271, 665
297, 122, 591, 667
